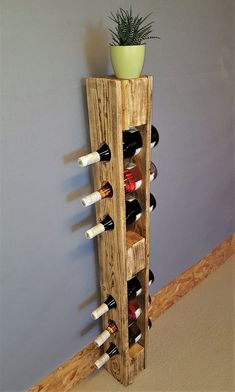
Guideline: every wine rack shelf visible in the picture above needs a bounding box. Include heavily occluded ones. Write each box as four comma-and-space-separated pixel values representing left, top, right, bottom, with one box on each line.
86, 75, 153, 386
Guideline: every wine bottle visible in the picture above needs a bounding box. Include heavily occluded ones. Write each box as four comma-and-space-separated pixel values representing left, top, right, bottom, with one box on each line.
94, 343, 119, 369
128, 269, 155, 300
150, 193, 157, 212
94, 320, 118, 347
81, 162, 157, 207
151, 125, 159, 148
129, 318, 152, 346
125, 193, 156, 225
123, 125, 159, 156
78, 143, 111, 167
78, 126, 159, 168
85, 193, 157, 239
128, 300, 142, 323
123, 128, 143, 157
125, 196, 142, 225
91, 295, 116, 320
128, 295, 152, 326
85, 214, 114, 239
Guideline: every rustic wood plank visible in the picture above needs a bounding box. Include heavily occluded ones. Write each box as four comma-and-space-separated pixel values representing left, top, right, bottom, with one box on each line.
85, 76, 153, 385
86, 77, 129, 385
126, 231, 146, 281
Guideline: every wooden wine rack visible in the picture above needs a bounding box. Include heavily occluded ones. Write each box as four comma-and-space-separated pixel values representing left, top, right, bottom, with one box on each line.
86, 75, 153, 386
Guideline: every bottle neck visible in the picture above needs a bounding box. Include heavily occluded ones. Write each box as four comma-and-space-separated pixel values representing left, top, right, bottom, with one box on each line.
104, 295, 116, 309
97, 143, 111, 161
102, 215, 115, 231
85, 215, 114, 239
78, 143, 111, 167
81, 183, 113, 207
94, 343, 118, 369
106, 343, 119, 358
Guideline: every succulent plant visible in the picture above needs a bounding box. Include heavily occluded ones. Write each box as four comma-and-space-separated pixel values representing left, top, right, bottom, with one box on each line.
109, 6, 160, 46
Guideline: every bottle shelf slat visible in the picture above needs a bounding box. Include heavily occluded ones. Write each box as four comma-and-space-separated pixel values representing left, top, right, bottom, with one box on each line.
126, 231, 146, 281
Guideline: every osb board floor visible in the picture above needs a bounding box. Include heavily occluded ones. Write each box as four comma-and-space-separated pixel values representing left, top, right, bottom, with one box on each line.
73, 254, 235, 392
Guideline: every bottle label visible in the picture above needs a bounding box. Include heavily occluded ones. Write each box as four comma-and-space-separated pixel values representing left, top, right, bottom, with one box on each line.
94, 330, 111, 347
81, 191, 102, 207
134, 333, 142, 343
134, 147, 141, 156
95, 353, 110, 369
136, 288, 142, 296
78, 151, 100, 167
135, 307, 142, 319
91, 303, 109, 320
135, 180, 142, 190
125, 162, 136, 169
135, 212, 142, 222
85, 223, 105, 240
126, 194, 136, 202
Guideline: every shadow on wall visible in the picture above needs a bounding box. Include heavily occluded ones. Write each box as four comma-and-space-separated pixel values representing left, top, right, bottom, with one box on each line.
83, 21, 110, 76
61, 22, 110, 341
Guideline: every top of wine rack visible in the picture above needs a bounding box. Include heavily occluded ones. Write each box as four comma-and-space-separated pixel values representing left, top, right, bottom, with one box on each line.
86, 75, 153, 130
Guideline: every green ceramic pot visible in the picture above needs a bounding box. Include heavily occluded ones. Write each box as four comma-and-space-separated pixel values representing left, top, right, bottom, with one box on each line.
110, 45, 145, 79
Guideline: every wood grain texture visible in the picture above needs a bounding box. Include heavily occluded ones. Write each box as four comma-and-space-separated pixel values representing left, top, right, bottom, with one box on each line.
27, 234, 235, 392
27, 343, 100, 392
86, 77, 129, 384
149, 233, 235, 321
84, 76, 153, 385
128, 343, 145, 383
126, 231, 146, 281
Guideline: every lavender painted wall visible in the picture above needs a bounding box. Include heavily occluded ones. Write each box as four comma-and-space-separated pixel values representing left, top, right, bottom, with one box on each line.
0, 0, 234, 390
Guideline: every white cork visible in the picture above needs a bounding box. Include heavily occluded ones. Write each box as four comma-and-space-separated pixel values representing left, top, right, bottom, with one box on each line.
95, 353, 110, 369
85, 223, 105, 239
91, 303, 109, 320
135, 307, 142, 319
81, 191, 102, 207
94, 330, 111, 347
78, 151, 100, 167
135, 179, 142, 190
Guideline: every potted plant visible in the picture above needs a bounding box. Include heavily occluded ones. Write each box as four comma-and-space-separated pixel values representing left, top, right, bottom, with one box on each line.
109, 6, 159, 79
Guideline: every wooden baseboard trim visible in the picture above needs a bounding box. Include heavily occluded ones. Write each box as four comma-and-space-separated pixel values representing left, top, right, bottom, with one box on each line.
27, 233, 235, 392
